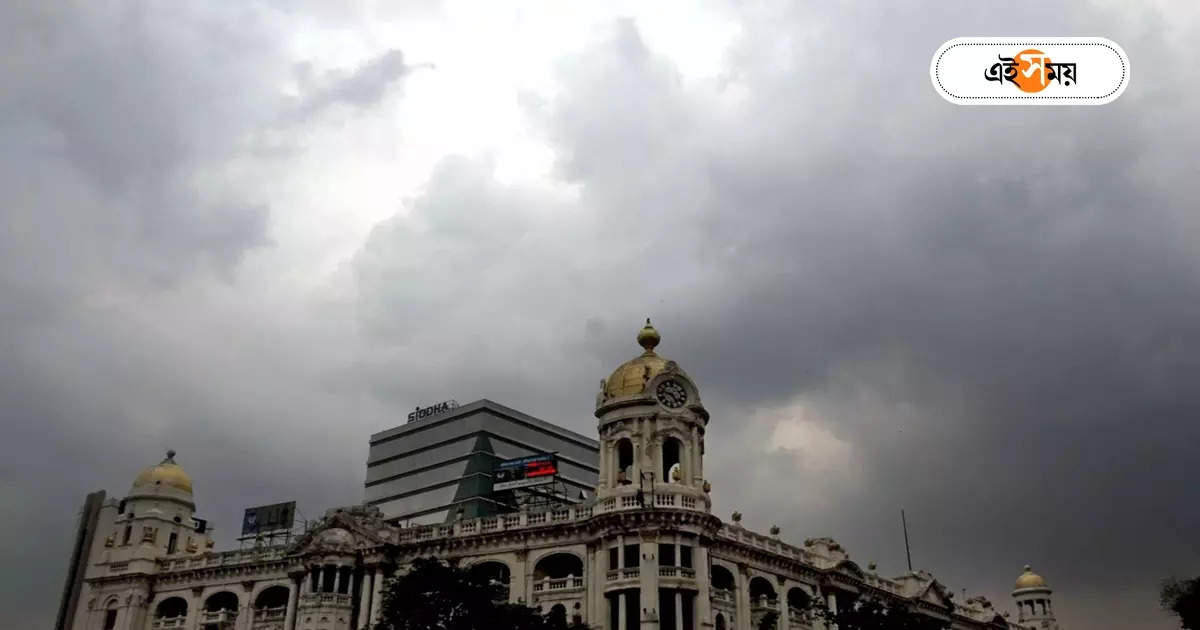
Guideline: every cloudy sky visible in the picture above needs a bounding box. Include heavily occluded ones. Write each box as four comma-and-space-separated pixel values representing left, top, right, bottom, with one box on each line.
3, 1, 1199, 628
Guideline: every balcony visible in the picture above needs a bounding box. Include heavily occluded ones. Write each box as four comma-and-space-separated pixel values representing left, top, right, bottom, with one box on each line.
532, 577, 585, 593
299, 593, 353, 608
253, 607, 287, 623
152, 617, 187, 629
711, 589, 735, 606
200, 609, 237, 625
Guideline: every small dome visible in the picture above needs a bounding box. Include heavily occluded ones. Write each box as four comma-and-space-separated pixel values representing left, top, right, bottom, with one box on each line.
1014, 565, 1047, 590
131, 450, 193, 494
603, 319, 683, 398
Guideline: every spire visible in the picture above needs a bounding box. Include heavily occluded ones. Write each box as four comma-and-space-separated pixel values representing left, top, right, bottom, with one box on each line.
637, 318, 660, 354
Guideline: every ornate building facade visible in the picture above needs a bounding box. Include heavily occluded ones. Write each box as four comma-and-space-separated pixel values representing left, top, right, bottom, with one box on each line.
59, 321, 1061, 630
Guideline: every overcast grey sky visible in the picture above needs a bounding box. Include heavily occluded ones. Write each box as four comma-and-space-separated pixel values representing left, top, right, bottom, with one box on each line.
3, 1, 1198, 628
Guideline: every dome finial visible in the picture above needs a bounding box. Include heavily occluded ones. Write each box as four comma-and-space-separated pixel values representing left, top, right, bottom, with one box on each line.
637, 318, 660, 353
165, 449, 177, 463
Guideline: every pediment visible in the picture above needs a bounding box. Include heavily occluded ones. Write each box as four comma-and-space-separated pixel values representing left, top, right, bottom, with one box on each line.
287, 505, 394, 556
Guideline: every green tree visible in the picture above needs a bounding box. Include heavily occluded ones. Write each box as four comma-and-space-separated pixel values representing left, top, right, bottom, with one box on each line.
374, 557, 590, 630
1162, 577, 1200, 629
805, 596, 945, 630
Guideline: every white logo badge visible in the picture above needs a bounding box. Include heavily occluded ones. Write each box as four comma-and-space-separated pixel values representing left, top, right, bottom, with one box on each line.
931, 37, 1129, 105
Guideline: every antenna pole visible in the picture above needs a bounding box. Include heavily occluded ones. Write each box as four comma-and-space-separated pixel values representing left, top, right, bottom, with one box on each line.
902, 509, 913, 572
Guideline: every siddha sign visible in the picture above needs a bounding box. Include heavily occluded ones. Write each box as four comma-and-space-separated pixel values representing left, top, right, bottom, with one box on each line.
407, 400, 459, 423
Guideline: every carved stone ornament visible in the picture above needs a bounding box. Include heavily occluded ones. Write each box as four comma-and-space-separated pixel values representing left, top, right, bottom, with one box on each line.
731, 511, 742, 523
769, 525, 781, 536
104, 533, 116, 547
141, 526, 157, 543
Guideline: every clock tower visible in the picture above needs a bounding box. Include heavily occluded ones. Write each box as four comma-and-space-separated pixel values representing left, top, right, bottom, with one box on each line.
594, 319, 711, 509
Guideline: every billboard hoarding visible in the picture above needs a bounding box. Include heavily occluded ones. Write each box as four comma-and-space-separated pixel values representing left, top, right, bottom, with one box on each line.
241, 501, 296, 537
492, 454, 558, 492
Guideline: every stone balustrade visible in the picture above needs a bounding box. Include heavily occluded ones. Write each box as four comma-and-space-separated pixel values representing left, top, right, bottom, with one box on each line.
253, 606, 287, 622
151, 616, 186, 629
711, 589, 735, 605
200, 609, 236, 624
532, 577, 585, 592
158, 547, 287, 573
300, 593, 353, 607
397, 490, 704, 545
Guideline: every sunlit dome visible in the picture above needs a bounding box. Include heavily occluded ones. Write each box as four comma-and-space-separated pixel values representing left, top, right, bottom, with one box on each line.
131, 450, 193, 495
1014, 565, 1048, 590
604, 319, 686, 398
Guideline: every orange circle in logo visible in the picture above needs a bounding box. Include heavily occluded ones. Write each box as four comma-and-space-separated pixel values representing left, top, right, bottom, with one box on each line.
1012, 49, 1053, 93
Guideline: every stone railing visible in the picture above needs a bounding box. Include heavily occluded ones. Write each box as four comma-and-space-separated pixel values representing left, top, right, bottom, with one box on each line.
253, 607, 287, 622
200, 609, 236, 624
717, 526, 812, 564
659, 566, 678, 577
711, 589, 735, 606
159, 547, 288, 573
532, 577, 585, 592
396, 495, 702, 545
152, 616, 187, 629
300, 593, 353, 607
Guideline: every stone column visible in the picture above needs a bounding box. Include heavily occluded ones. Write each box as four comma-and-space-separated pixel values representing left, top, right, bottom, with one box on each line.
734, 566, 749, 630
513, 552, 530, 605
619, 591, 628, 630
675, 591, 684, 630
640, 536, 660, 630
284, 575, 300, 630
826, 592, 837, 630
315, 566, 323, 593
358, 570, 373, 629
695, 546, 711, 629
333, 566, 341, 595
777, 585, 789, 630
369, 568, 385, 624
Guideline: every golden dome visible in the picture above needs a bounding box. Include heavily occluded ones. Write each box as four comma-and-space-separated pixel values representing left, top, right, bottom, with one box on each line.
132, 450, 193, 494
604, 319, 672, 398
1014, 565, 1047, 590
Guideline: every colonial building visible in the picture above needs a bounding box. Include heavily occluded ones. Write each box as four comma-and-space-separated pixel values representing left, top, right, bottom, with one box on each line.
58, 321, 1061, 630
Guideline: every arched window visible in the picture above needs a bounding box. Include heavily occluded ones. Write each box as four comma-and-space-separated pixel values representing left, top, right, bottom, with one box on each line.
749, 576, 776, 604
469, 561, 512, 600
102, 599, 119, 630
616, 439, 634, 484
661, 437, 683, 481
534, 553, 584, 580
254, 586, 289, 610
547, 603, 567, 627
715, 613, 726, 630
787, 587, 811, 615
155, 597, 188, 619
711, 565, 735, 591
204, 591, 239, 612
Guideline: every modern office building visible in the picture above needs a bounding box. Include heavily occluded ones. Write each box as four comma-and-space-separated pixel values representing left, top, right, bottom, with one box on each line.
364, 399, 600, 524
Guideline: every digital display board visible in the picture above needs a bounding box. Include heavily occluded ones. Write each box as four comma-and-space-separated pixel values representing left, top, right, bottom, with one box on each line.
492, 454, 558, 491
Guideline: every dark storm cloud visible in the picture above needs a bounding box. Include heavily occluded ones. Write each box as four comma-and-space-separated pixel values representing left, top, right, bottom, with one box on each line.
4, 2, 1199, 629
350, 5, 1200, 629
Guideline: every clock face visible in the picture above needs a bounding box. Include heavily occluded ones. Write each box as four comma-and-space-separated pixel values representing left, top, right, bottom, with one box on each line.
656, 380, 687, 408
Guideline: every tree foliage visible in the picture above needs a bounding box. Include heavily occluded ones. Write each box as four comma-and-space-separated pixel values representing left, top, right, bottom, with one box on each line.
803, 596, 946, 630
1162, 577, 1200, 630
374, 557, 590, 630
